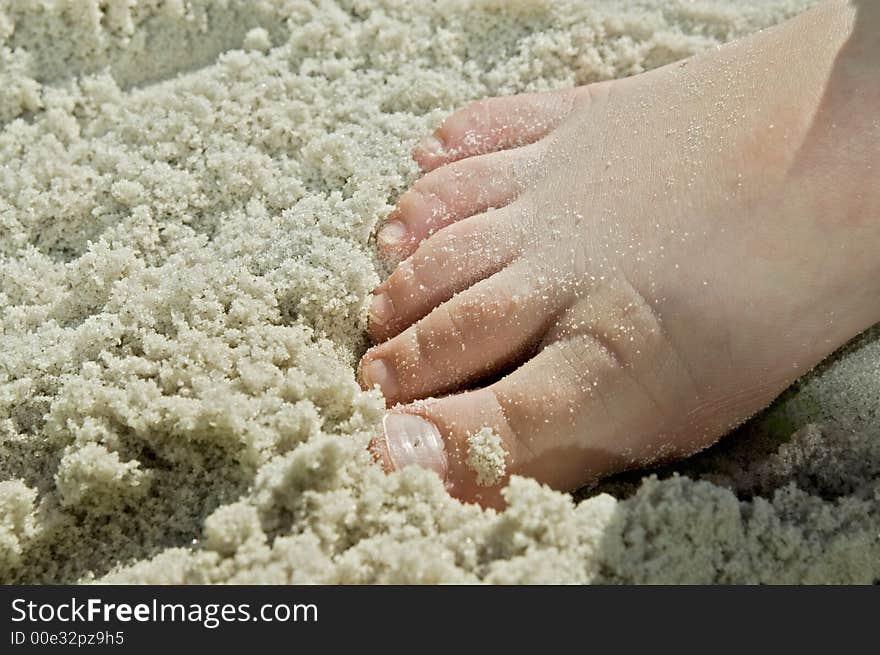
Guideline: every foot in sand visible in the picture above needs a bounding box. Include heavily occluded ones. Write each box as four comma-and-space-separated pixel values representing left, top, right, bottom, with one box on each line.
358, 1, 880, 506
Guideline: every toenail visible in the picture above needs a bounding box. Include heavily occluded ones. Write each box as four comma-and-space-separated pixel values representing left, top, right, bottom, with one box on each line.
419, 134, 444, 156
382, 412, 447, 479
362, 358, 398, 399
377, 220, 408, 249
369, 292, 394, 327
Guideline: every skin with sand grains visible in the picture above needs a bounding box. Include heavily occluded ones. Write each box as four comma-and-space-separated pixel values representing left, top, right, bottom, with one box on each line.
360, 0, 880, 507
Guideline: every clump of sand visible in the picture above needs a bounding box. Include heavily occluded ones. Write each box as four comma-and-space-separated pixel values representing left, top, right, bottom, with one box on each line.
2, 0, 878, 584
467, 427, 507, 487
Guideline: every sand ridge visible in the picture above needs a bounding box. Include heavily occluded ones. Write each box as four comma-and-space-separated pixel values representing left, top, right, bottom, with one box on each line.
2, 0, 878, 584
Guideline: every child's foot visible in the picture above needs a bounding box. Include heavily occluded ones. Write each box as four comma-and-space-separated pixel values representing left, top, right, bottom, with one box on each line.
358, 2, 880, 506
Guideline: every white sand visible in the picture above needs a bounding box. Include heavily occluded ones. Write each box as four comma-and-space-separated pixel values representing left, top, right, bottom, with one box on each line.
2, 0, 878, 584
467, 427, 507, 487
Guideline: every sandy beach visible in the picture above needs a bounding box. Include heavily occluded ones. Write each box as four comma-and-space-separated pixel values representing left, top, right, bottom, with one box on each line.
1, 0, 878, 584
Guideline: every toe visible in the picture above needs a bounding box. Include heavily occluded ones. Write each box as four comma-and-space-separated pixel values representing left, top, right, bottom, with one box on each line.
377, 144, 539, 261
359, 259, 564, 405
369, 206, 522, 343
372, 388, 517, 507
368, 334, 631, 507
414, 88, 582, 172
369, 335, 619, 507
370, 290, 704, 505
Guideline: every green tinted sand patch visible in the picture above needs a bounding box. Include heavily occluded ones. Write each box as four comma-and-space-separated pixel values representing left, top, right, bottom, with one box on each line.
3, 0, 878, 584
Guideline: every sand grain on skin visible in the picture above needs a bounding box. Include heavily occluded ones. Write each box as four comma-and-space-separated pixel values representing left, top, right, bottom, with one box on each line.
467, 427, 507, 487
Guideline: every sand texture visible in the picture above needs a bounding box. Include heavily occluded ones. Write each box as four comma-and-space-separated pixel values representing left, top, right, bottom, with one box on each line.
2, 0, 878, 584
467, 427, 507, 487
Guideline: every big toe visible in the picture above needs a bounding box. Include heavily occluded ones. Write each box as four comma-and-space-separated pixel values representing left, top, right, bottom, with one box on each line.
370, 288, 707, 507
372, 388, 520, 508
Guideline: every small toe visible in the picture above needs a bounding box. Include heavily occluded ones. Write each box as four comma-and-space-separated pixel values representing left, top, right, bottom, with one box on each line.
369, 206, 522, 343
360, 259, 565, 405
377, 144, 540, 261
414, 88, 583, 172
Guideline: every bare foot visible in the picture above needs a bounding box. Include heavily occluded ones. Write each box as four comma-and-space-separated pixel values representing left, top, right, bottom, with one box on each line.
358, 1, 880, 506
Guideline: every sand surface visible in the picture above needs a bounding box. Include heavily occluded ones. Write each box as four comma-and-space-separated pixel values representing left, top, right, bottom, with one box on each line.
1, 0, 878, 584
